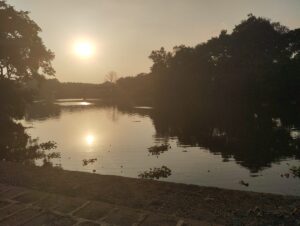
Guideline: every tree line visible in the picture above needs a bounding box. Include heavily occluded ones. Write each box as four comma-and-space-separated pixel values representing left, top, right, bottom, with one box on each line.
116, 14, 300, 109
37, 15, 300, 109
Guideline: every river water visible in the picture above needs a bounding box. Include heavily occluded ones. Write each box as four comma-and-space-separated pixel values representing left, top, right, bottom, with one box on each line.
22, 99, 300, 196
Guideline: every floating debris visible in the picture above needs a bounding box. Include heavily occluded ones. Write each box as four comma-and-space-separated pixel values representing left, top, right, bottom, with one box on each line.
239, 180, 249, 187
148, 144, 170, 156
82, 158, 98, 166
138, 166, 172, 180
290, 166, 300, 178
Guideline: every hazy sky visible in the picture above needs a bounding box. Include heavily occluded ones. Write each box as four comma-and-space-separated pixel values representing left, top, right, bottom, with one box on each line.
8, 0, 300, 83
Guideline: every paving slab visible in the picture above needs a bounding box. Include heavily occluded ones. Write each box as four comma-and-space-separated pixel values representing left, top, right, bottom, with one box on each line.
0, 186, 27, 200
34, 193, 86, 214
103, 207, 144, 226
0, 203, 27, 219
179, 219, 223, 226
0, 208, 42, 225
23, 212, 76, 226
0, 184, 10, 193
74, 201, 115, 221
13, 190, 47, 204
77, 221, 101, 226
140, 214, 179, 226
0, 200, 10, 209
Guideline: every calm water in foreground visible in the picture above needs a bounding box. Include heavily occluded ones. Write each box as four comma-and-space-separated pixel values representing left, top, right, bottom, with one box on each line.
22, 100, 300, 196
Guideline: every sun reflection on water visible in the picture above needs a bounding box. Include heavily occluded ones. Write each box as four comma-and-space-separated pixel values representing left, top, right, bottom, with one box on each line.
79, 102, 92, 106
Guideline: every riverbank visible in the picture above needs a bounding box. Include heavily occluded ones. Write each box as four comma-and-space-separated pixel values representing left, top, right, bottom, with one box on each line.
0, 162, 299, 225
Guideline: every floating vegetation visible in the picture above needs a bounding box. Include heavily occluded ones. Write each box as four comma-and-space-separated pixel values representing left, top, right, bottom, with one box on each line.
290, 166, 300, 178
138, 166, 172, 179
82, 158, 97, 166
148, 144, 170, 156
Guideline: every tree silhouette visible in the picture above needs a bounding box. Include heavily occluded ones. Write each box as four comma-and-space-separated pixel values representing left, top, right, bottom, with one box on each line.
0, 0, 55, 119
0, 1, 59, 165
105, 71, 118, 84
0, 1, 55, 80
116, 15, 299, 109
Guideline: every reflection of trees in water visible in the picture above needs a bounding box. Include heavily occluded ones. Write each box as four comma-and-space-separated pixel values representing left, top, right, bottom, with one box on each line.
148, 103, 300, 173
24, 102, 118, 121
61, 104, 120, 122
0, 86, 61, 166
25, 102, 61, 121
24, 101, 152, 122
0, 119, 60, 166
23, 102, 300, 173
106, 106, 119, 122
108, 103, 300, 174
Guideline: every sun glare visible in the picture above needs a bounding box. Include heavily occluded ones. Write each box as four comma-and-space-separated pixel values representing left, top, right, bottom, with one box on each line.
74, 41, 94, 58
85, 134, 95, 146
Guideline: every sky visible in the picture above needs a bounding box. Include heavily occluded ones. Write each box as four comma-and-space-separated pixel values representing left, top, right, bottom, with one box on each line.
8, 0, 300, 83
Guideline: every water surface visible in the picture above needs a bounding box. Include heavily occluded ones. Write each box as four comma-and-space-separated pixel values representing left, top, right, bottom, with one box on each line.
22, 100, 300, 196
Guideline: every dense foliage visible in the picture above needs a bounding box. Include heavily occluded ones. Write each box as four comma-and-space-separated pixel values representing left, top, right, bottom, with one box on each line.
117, 15, 300, 109
0, 1, 54, 80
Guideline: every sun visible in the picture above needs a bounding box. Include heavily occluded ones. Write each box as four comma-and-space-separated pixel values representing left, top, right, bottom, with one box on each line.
74, 41, 94, 58
85, 134, 95, 146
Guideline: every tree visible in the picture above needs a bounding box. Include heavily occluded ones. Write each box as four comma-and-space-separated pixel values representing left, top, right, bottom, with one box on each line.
0, 0, 55, 80
0, 1, 59, 165
105, 71, 118, 84
149, 47, 171, 73
0, 0, 55, 118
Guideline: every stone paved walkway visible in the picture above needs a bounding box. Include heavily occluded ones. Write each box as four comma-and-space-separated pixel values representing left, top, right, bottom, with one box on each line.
1, 162, 300, 225
0, 183, 213, 226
